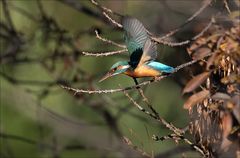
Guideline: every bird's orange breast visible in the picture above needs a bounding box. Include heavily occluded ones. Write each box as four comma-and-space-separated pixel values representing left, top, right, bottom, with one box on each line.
124, 65, 161, 78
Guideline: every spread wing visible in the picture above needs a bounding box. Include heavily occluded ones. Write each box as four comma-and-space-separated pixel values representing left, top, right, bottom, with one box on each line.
122, 16, 149, 67
137, 39, 157, 67
122, 16, 148, 54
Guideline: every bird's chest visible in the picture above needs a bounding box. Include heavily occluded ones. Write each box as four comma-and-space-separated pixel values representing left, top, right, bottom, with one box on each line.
125, 65, 160, 78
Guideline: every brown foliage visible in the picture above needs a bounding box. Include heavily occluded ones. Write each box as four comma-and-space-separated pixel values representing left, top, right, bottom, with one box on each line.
185, 11, 240, 157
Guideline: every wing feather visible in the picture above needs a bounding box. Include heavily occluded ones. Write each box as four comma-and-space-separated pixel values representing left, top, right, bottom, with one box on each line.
137, 39, 157, 67
122, 16, 148, 54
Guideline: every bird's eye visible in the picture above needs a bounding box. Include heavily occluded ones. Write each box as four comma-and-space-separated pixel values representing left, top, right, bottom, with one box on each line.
114, 67, 117, 71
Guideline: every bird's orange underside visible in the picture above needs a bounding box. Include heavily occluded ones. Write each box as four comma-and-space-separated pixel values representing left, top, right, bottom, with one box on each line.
124, 65, 160, 78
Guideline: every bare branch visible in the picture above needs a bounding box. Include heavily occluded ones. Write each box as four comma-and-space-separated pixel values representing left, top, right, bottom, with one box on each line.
122, 136, 151, 158
90, 0, 123, 28
223, 0, 231, 14
95, 30, 126, 48
82, 49, 127, 57
102, 12, 122, 28
2, 0, 16, 32
90, 0, 123, 17
157, 0, 212, 40
151, 16, 214, 47
153, 134, 207, 157
61, 54, 211, 94
0, 132, 53, 149
122, 88, 183, 135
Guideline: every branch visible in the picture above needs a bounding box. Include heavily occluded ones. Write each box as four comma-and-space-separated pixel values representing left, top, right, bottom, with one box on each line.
2, 0, 16, 32
95, 30, 126, 48
0, 132, 53, 149
123, 89, 183, 135
155, 146, 193, 158
102, 12, 122, 28
90, 0, 123, 17
58, 0, 109, 25
157, 0, 212, 40
223, 0, 231, 14
82, 49, 127, 57
90, 0, 123, 28
122, 136, 151, 158
151, 16, 214, 47
61, 55, 211, 94
153, 133, 208, 157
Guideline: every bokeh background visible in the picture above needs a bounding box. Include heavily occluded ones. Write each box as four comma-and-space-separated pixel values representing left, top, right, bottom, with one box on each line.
0, 0, 231, 158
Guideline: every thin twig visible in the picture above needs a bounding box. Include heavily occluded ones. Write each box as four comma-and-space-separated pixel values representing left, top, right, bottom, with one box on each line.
0, 132, 53, 149
122, 136, 151, 158
151, 16, 214, 47
223, 0, 231, 14
157, 0, 212, 40
2, 0, 16, 32
153, 134, 207, 157
123, 89, 157, 119
152, 134, 180, 142
90, 0, 123, 28
58, 0, 109, 25
102, 12, 122, 28
90, 0, 123, 17
123, 89, 183, 135
95, 30, 126, 48
82, 49, 127, 57
133, 78, 160, 119
155, 146, 194, 158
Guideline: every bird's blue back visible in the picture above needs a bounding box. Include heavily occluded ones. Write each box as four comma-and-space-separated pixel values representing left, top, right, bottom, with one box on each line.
146, 61, 174, 73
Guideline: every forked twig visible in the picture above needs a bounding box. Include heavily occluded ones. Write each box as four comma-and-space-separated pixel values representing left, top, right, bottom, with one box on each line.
122, 88, 183, 135
157, 0, 212, 40
90, 0, 123, 28
151, 16, 214, 47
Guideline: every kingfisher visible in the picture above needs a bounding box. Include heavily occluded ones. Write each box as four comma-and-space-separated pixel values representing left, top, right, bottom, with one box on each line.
99, 16, 174, 83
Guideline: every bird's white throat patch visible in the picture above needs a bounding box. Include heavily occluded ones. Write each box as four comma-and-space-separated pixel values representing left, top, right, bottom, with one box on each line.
121, 65, 130, 69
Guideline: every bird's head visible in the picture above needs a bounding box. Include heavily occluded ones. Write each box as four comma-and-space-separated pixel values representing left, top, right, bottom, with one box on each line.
99, 61, 130, 82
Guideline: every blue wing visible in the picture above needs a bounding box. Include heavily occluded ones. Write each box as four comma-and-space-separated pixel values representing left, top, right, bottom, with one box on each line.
122, 16, 149, 54
147, 61, 174, 73
122, 16, 149, 68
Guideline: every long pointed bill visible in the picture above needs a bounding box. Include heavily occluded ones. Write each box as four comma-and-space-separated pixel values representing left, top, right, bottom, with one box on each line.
99, 72, 115, 82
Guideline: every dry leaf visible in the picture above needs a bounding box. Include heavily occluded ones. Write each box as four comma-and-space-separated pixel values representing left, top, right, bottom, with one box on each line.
192, 47, 211, 60
183, 72, 210, 94
231, 95, 240, 124
212, 92, 231, 100
220, 112, 233, 151
222, 113, 233, 138
206, 52, 219, 70
183, 90, 210, 110
221, 74, 240, 84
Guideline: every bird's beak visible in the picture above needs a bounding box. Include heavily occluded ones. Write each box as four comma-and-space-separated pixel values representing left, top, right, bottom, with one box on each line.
99, 71, 115, 82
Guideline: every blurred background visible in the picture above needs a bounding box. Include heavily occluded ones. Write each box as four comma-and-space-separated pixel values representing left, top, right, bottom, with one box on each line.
0, 0, 233, 158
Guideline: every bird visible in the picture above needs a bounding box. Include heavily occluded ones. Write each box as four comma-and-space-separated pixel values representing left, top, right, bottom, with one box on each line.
99, 16, 174, 83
